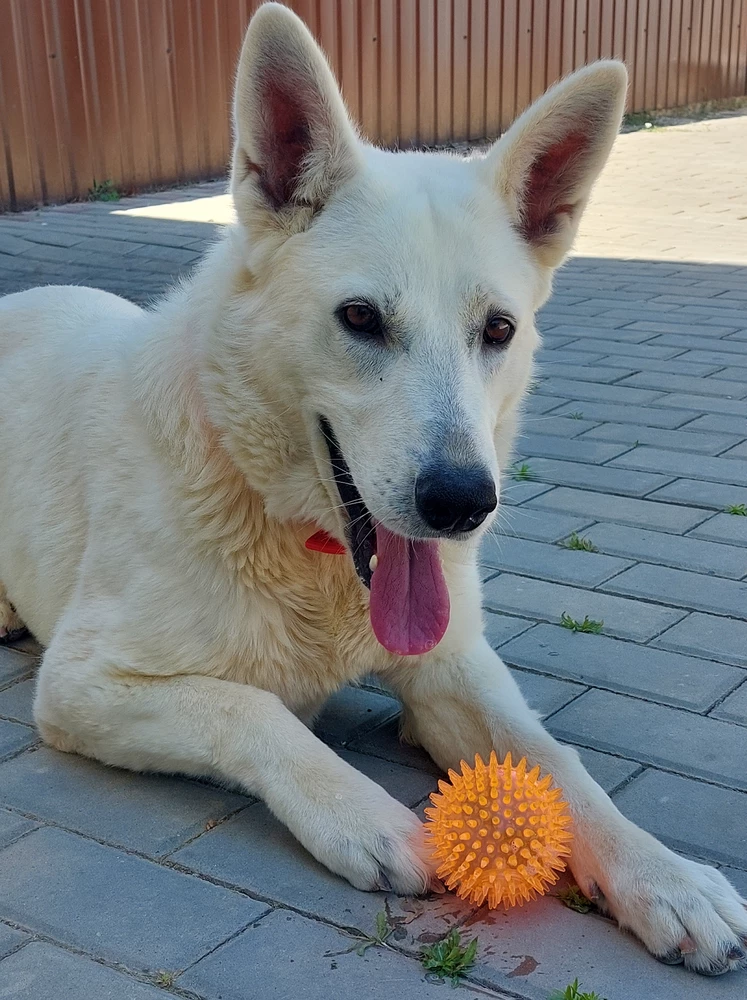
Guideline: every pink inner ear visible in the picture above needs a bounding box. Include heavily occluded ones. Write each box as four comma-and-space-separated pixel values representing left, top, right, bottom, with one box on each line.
257, 71, 313, 209
521, 130, 590, 244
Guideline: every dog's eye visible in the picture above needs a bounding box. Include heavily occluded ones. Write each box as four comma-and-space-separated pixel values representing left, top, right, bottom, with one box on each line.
340, 303, 381, 336
483, 316, 515, 347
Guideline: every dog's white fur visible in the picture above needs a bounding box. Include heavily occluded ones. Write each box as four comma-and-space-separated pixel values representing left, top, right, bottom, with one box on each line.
1, 3, 745, 975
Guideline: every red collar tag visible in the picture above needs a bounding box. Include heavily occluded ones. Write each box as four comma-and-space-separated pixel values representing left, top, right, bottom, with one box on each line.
305, 529, 347, 555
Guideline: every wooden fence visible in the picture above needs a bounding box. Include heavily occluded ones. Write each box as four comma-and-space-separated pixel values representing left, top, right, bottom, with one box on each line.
1, 1, 746, 210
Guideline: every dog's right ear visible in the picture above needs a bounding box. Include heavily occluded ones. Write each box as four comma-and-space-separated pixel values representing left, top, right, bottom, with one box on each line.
231, 3, 362, 232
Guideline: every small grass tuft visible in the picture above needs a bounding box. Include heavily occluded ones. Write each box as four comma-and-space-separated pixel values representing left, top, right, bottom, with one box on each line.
560, 532, 598, 553
88, 178, 120, 202
512, 461, 535, 481
560, 612, 603, 634
567, 411, 585, 420
325, 910, 394, 958
725, 503, 747, 516
153, 971, 176, 987
421, 929, 478, 987
554, 884, 595, 914
550, 978, 607, 1000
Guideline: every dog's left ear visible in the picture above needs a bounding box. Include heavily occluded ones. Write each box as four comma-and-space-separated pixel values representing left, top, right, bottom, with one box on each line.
231, 3, 362, 232
485, 61, 628, 269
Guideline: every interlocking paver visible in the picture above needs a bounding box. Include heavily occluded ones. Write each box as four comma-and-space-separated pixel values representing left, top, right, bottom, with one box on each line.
0, 942, 173, 999
0, 827, 266, 973
0, 746, 250, 856
1, 102, 747, 997
549, 690, 747, 791
0, 677, 34, 724
0, 806, 37, 848
711, 680, 747, 726
500, 624, 741, 710
480, 534, 633, 586
179, 910, 464, 1000
527, 486, 710, 533
601, 563, 747, 617
483, 574, 686, 641
585, 521, 747, 578
612, 769, 747, 868
689, 511, 747, 547
0, 924, 27, 960
652, 613, 747, 668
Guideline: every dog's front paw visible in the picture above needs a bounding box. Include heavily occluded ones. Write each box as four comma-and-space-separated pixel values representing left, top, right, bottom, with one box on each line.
574, 828, 747, 976
296, 780, 438, 896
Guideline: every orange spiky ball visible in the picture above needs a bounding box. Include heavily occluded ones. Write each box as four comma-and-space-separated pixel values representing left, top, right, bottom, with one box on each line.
425, 751, 573, 909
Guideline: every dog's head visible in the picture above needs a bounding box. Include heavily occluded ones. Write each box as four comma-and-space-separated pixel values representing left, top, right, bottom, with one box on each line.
203, 3, 626, 655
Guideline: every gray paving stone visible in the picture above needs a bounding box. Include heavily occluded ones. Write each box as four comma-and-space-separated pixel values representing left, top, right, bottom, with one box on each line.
0, 827, 264, 973
518, 457, 672, 498
653, 613, 747, 668
0, 747, 250, 855
501, 623, 740, 710
0, 720, 36, 759
618, 371, 747, 399
613, 769, 747, 869
500, 480, 555, 505
314, 686, 400, 746
0, 806, 37, 849
560, 337, 684, 359
0, 942, 172, 999
546, 324, 660, 343
648, 478, 747, 510
720, 440, 747, 459
721, 867, 747, 898
179, 910, 458, 1000
580, 422, 742, 455
624, 319, 740, 336
709, 367, 747, 384
594, 355, 724, 377
0, 647, 35, 688
463, 889, 744, 1000
711, 680, 747, 726
516, 433, 631, 464
483, 610, 535, 648
519, 413, 599, 437
523, 393, 570, 414
548, 689, 747, 791
0, 678, 34, 724
510, 667, 585, 718
337, 750, 437, 805
493, 507, 595, 544
601, 563, 747, 617
483, 574, 685, 642
172, 801, 467, 944
527, 486, 709, 533
548, 399, 696, 428
0, 924, 27, 960
611, 446, 747, 487
689, 511, 747, 547
531, 378, 664, 405
573, 747, 640, 794
651, 333, 747, 355
349, 717, 441, 776
538, 362, 632, 383
479, 534, 633, 587
650, 392, 747, 417
587, 521, 747, 578
678, 350, 747, 369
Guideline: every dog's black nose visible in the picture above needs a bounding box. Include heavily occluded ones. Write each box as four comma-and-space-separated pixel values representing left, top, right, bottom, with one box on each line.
415, 464, 497, 534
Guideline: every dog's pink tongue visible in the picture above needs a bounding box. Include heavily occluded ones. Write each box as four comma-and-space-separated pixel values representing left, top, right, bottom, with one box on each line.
369, 524, 450, 656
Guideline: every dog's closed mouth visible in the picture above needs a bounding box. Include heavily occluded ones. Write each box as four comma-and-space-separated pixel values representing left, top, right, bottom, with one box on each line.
319, 417, 450, 657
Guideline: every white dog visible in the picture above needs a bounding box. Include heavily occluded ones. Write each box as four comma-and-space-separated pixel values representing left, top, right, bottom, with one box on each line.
1, 3, 745, 976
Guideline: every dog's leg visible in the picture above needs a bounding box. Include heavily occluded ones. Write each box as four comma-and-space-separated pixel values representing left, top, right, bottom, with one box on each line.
0, 582, 27, 644
34, 625, 435, 895
385, 636, 747, 975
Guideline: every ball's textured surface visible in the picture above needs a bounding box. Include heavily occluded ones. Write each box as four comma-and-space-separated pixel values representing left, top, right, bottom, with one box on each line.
425, 751, 573, 909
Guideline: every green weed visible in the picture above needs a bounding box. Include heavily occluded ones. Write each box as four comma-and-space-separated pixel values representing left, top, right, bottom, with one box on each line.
560, 612, 603, 634
421, 929, 479, 987
560, 532, 598, 552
